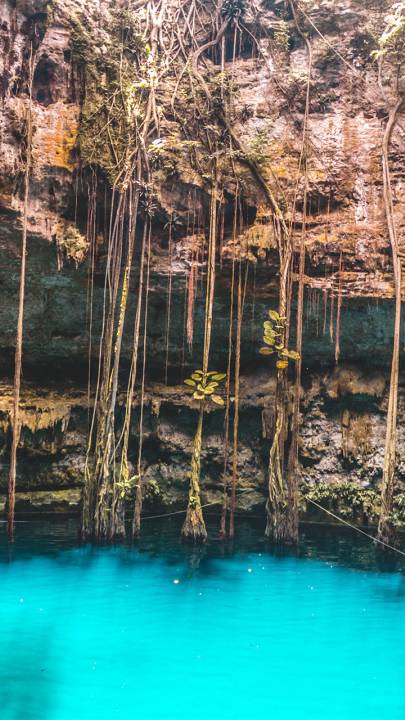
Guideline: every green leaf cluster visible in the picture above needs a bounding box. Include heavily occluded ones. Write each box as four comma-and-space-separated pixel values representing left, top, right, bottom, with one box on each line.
273, 20, 289, 53
221, 0, 245, 21
372, 2, 405, 61
259, 309, 300, 369
70, 9, 154, 188
184, 370, 226, 406
115, 474, 139, 500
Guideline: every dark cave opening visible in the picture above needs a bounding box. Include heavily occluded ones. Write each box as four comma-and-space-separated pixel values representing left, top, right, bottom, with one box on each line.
33, 56, 61, 106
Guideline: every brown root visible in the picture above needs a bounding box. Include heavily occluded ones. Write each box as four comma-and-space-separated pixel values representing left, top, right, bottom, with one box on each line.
182, 505, 208, 543
377, 96, 404, 548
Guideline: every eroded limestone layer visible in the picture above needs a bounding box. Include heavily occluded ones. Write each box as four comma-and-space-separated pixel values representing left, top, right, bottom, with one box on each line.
1, 0, 404, 520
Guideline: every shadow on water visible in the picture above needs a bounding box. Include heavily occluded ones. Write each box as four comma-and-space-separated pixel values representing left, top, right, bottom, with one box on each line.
1, 515, 405, 574
0, 621, 53, 720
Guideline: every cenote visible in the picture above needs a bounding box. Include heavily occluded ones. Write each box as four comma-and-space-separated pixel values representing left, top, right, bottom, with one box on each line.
1, 518, 405, 720
3, 0, 405, 718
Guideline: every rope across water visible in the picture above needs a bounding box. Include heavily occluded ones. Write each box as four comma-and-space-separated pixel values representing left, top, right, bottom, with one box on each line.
142, 495, 405, 559
3, 494, 405, 558
306, 497, 405, 558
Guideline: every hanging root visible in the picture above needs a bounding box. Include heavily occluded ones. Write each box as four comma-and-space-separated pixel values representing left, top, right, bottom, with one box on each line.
265, 375, 297, 543
183, 177, 219, 542
265, 1, 313, 545
132, 220, 152, 538
377, 96, 404, 548
8, 44, 34, 541
220, 188, 238, 538
182, 505, 208, 542
182, 406, 208, 542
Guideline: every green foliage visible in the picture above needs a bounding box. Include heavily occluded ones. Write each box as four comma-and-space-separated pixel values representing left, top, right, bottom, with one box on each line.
372, 2, 405, 62
390, 492, 405, 527
242, 126, 271, 165
139, 184, 158, 217
301, 481, 379, 519
273, 20, 289, 52
301, 480, 405, 528
115, 474, 139, 500
67, 0, 251, 197
71, 9, 152, 187
184, 369, 226, 406
259, 309, 300, 369
53, 220, 88, 265
221, 0, 245, 21
286, 66, 310, 100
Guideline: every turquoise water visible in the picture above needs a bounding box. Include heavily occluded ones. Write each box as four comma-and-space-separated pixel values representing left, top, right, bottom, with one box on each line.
1, 519, 405, 720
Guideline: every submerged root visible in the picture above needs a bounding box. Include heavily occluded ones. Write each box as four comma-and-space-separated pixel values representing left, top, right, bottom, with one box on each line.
132, 483, 143, 538
265, 498, 299, 545
182, 505, 208, 543
266, 377, 298, 545
183, 405, 207, 543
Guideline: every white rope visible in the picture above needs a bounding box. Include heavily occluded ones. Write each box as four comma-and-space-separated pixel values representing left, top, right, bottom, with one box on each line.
140, 488, 254, 521
306, 497, 405, 558
140, 500, 220, 521
4, 495, 405, 559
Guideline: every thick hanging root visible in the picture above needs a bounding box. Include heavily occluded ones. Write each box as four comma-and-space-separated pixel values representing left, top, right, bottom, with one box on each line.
133, 484, 143, 538
182, 407, 208, 542
182, 504, 208, 542
265, 375, 298, 544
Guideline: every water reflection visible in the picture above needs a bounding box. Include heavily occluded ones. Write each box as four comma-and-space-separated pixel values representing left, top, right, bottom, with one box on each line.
1, 516, 405, 574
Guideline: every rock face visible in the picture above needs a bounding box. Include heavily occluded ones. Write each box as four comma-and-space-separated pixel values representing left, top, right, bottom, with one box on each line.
1, 0, 405, 522
1, 365, 405, 521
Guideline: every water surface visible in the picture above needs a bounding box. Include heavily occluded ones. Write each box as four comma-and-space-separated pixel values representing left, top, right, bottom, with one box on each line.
1, 518, 404, 720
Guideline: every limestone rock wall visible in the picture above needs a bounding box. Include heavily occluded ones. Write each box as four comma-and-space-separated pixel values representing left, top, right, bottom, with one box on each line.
0, 0, 405, 517
1, 365, 405, 520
